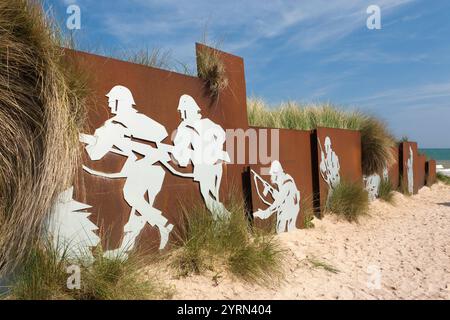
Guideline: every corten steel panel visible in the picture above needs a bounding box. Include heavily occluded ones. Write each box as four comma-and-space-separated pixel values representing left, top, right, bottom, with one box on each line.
315, 128, 363, 212
400, 142, 419, 195
417, 154, 427, 189
426, 160, 437, 186
66, 44, 251, 251
245, 128, 314, 230
388, 146, 400, 190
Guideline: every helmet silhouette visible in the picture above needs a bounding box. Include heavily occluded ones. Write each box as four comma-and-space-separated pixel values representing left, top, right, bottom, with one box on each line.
270, 160, 284, 176
106, 85, 136, 106
178, 94, 201, 112
324, 137, 332, 148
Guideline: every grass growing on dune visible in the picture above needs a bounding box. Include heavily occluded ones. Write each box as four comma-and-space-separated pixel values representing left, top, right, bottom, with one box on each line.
172, 194, 284, 285
326, 181, 369, 222
437, 173, 450, 185
0, 0, 87, 277
248, 98, 395, 176
8, 242, 173, 300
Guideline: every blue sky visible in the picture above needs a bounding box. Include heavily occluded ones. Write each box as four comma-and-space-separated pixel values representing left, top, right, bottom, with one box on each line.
51, 0, 450, 147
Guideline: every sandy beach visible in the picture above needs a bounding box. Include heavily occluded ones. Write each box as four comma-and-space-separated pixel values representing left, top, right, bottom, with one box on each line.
150, 183, 450, 300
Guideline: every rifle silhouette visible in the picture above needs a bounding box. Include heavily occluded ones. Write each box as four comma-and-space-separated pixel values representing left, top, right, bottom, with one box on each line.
250, 169, 276, 207
80, 133, 194, 179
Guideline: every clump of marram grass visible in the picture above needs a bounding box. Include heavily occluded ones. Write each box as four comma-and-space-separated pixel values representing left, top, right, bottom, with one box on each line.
326, 181, 369, 222
197, 44, 228, 99
0, 0, 87, 276
248, 98, 395, 176
437, 173, 450, 185
172, 195, 284, 285
9, 242, 173, 300
378, 178, 395, 203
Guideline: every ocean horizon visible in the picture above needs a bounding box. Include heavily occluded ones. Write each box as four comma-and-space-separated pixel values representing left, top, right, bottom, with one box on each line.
420, 148, 450, 161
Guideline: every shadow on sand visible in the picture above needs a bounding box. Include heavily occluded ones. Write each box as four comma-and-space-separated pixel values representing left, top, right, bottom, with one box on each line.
437, 202, 450, 207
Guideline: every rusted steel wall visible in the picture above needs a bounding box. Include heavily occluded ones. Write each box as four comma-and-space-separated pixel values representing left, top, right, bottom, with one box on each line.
426, 160, 437, 186
400, 142, 419, 195
67, 44, 250, 251
387, 146, 400, 190
246, 128, 314, 230
417, 154, 427, 189
315, 128, 363, 211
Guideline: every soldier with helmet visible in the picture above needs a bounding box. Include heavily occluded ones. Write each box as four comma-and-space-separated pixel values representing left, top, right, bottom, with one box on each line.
319, 136, 341, 201
172, 94, 231, 220
80, 85, 174, 258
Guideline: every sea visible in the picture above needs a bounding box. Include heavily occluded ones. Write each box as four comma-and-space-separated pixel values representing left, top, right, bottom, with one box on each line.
420, 149, 450, 168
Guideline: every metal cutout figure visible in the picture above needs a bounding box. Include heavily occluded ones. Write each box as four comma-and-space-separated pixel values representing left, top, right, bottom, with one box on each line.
252, 161, 300, 234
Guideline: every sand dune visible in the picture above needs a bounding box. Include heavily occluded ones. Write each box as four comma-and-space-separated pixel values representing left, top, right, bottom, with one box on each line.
154, 183, 450, 300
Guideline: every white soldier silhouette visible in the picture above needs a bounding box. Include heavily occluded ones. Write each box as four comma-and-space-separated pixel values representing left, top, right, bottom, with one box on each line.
172, 95, 231, 219
364, 174, 381, 201
407, 146, 414, 194
252, 161, 300, 234
80, 85, 175, 258
364, 166, 389, 201
319, 137, 341, 200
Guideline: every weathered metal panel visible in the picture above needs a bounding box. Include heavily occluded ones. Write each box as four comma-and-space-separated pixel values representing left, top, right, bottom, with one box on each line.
417, 154, 427, 189
426, 159, 437, 186
66, 44, 250, 251
315, 128, 363, 212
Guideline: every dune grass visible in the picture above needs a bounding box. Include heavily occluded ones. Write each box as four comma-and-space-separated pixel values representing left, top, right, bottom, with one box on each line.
196, 33, 228, 99
437, 173, 450, 185
248, 98, 395, 176
378, 178, 395, 203
171, 195, 284, 285
8, 242, 173, 300
326, 181, 369, 222
0, 0, 87, 277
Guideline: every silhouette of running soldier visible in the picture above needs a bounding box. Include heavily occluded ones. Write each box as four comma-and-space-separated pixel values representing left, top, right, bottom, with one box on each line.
80, 85, 174, 258
172, 95, 231, 219
252, 161, 300, 234
319, 137, 341, 201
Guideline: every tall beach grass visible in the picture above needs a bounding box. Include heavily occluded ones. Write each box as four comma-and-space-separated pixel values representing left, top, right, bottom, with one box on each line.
248, 98, 395, 176
171, 193, 285, 285
0, 0, 87, 276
